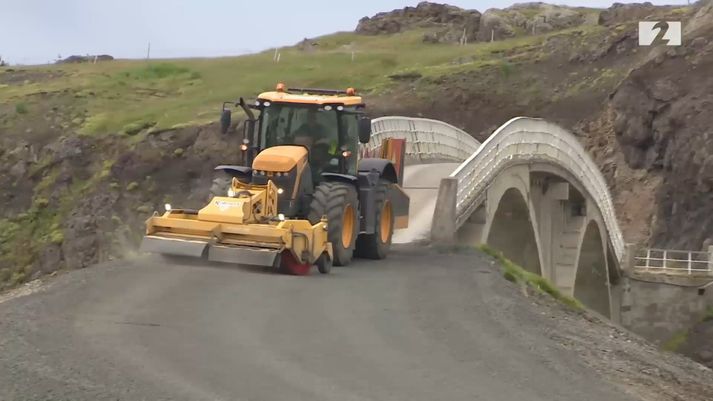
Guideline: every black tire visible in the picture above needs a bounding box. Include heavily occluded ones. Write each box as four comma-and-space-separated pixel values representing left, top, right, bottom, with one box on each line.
316, 253, 332, 274
308, 182, 359, 266
355, 180, 393, 260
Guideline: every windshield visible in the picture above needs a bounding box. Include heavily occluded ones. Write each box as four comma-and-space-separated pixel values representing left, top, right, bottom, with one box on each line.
259, 104, 338, 149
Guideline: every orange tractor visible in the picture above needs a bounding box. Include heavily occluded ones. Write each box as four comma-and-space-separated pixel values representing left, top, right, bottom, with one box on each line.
141, 84, 409, 275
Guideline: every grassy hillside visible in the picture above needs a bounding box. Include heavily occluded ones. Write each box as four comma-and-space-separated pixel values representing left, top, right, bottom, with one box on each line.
0, 26, 605, 137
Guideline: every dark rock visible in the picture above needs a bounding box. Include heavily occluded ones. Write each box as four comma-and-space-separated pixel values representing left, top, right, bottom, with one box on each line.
37, 244, 63, 274
698, 350, 713, 362
388, 72, 423, 81
357, 2, 481, 44
598, 2, 659, 26
476, 11, 515, 42
56, 54, 114, 64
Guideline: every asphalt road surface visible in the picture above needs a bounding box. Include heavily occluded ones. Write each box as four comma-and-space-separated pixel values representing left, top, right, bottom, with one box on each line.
0, 163, 641, 400
0, 247, 637, 401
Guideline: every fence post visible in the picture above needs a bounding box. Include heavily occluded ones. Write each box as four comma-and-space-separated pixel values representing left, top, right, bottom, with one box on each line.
688, 251, 692, 275
663, 250, 667, 270
708, 245, 713, 275
623, 243, 638, 272
645, 248, 651, 270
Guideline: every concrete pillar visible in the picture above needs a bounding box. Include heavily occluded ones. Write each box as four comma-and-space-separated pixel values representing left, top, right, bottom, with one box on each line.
431, 177, 458, 244
623, 243, 640, 273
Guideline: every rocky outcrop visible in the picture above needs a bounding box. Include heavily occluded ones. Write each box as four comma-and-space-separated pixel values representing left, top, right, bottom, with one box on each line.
0, 122, 241, 288
56, 55, 114, 64
356, 2, 481, 44
610, 1, 713, 249
598, 2, 661, 26
356, 1, 592, 44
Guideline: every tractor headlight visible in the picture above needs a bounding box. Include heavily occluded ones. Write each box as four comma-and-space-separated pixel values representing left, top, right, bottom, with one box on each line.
164, 203, 172, 212
227, 188, 236, 197
277, 188, 284, 195
277, 213, 285, 221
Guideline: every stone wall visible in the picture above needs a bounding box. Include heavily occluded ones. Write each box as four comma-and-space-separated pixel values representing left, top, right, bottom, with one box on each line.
621, 273, 713, 343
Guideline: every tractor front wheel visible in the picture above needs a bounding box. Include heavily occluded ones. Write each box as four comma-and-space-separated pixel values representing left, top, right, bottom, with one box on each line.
308, 182, 359, 266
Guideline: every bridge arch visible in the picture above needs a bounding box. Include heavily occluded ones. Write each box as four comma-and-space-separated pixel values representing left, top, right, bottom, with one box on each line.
573, 220, 611, 318
477, 166, 544, 275
485, 187, 543, 275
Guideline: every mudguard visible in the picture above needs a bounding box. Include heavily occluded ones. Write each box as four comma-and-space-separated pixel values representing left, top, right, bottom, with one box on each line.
215, 165, 252, 180
358, 158, 398, 184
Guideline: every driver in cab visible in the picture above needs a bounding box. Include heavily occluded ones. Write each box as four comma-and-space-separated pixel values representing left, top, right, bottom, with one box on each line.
293, 109, 336, 174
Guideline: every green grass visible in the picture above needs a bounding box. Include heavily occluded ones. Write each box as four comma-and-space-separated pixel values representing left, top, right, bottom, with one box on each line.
479, 244, 583, 310
122, 63, 195, 80
0, 27, 599, 136
15, 102, 28, 114
661, 307, 713, 352
662, 330, 689, 352
702, 307, 713, 322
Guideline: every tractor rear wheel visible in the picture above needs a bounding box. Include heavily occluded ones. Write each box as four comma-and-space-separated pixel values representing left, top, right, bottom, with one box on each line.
308, 182, 359, 266
355, 180, 393, 259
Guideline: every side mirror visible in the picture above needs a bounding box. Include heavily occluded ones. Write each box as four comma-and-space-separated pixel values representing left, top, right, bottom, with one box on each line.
220, 109, 232, 134
358, 117, 372, 144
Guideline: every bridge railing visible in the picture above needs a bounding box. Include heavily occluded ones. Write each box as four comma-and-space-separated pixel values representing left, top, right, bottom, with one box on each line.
365, 116, 481, 162
367, 115, 625, 263
449, 117, 625, 261
634, 248, 713, 276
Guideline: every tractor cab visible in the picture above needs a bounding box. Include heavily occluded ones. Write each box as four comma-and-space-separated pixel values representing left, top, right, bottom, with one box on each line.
221, 84, 371, 184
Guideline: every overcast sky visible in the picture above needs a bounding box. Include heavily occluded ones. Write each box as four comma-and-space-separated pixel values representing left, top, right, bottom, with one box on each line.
1, 0, 689, 65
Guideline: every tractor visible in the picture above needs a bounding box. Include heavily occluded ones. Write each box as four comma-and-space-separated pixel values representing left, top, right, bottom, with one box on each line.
140, 83, 409, 275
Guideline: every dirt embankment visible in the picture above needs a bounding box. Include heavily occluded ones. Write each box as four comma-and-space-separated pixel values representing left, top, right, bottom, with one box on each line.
0, 119, 241, 290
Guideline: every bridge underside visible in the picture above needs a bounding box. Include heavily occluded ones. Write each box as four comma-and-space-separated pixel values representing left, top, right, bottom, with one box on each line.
454, 164, 620, 320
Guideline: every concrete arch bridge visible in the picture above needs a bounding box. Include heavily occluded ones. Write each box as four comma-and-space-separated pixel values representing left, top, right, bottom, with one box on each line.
366, 116, 626, 321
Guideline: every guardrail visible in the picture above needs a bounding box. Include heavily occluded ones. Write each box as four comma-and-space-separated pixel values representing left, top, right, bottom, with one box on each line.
448, 117, 625, 262
366, 116, 481, 162
634, 248, 713, 276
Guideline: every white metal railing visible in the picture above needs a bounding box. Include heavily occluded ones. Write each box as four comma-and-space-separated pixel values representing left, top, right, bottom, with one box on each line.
634, 248, 713, 275
448, 117, 625, 261
366, 116, 481, 162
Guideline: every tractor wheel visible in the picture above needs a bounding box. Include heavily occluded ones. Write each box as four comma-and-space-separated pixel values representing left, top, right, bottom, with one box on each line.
308, 182, 359, 266
316, 253, 332, 274
355, 180, 393, 259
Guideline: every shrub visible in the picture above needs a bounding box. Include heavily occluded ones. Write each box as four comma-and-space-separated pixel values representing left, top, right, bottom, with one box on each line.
124, 63, 193, 80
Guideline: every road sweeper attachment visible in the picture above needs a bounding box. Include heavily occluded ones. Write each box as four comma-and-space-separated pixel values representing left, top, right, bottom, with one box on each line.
140, 83, 410, 275
141, 177, 333, 275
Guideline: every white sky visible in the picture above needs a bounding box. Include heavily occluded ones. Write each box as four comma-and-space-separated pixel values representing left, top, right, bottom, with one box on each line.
0, 0, 689, 65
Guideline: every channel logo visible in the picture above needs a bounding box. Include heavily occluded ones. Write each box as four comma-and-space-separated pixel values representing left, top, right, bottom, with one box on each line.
639, 21, 682, 46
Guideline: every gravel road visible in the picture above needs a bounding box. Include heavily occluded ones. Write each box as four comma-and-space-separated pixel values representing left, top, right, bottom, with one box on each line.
3, 246, 712, 401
